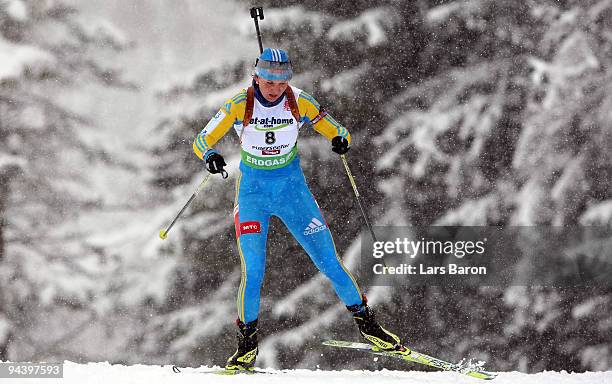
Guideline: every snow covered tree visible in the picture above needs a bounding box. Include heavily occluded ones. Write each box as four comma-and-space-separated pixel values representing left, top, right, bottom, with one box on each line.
0, 0, 130, 361
374, 0, 612, 372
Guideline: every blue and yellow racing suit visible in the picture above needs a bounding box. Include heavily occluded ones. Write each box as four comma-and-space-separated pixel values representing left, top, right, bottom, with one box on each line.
193, 84, 363, 323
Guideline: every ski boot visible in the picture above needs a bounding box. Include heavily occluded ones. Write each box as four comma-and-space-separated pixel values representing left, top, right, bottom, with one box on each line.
348, 301, 410, 355
225, 319, 258, 371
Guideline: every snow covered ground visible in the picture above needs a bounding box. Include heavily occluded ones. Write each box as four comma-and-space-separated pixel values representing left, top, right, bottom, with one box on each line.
2, 363, 610, 384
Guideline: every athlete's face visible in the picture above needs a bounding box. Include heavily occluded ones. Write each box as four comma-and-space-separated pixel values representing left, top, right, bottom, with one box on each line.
256, 77, 289, 102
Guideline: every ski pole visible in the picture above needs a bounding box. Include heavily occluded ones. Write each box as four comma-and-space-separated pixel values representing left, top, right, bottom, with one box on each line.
340, 154, 378, 243
250, 7, 264, 54
159, 173, 212, 240
340, 155, 389, 268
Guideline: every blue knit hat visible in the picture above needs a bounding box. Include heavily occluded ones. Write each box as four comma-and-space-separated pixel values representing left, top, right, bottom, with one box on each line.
255, 48, 293, 81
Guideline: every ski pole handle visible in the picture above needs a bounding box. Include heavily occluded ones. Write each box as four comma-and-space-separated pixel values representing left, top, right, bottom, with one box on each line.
159, 173, 212, 240
250, 7, 264, 54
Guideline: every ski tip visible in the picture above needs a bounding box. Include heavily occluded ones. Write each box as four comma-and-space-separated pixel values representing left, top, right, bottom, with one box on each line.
159, 229, 168, 240
481, 373, 498, 380
467, 370, 498, 380
484, 371, 498, 380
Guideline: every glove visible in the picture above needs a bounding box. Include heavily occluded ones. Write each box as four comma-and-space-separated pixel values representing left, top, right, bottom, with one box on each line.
205, 151, 227, 177
331, 136, 350, 155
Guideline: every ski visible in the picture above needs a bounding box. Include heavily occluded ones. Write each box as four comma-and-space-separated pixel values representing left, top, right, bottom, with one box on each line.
323, 340, 498, 380
206, 368, 274, 376
171, 365, 275, 375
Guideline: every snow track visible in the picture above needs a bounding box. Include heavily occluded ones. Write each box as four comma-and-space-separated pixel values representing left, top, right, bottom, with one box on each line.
2, 362, 610, 384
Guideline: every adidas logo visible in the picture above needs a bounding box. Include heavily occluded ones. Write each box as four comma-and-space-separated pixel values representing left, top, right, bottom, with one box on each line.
303, 218, 327, 236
